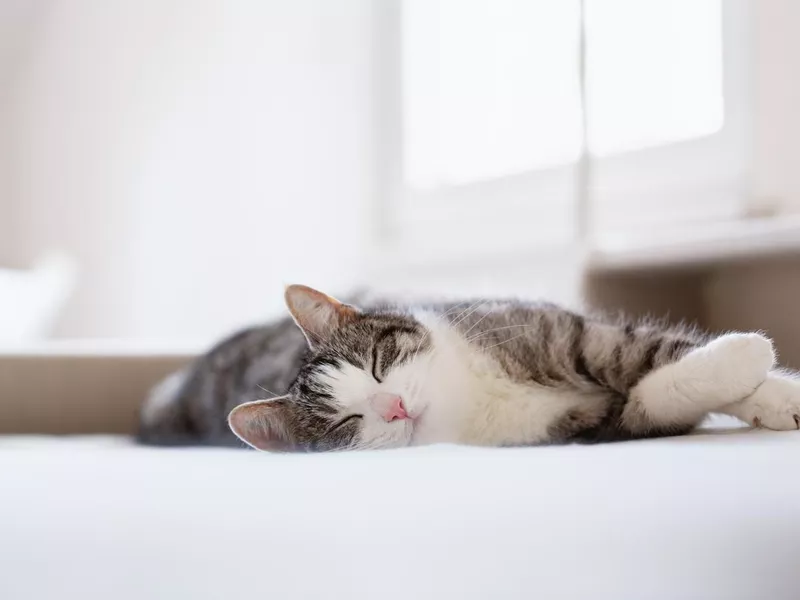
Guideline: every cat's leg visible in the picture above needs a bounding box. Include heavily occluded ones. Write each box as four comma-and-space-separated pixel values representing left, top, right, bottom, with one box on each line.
718, 369, 800, 430
624, 333, 775, 428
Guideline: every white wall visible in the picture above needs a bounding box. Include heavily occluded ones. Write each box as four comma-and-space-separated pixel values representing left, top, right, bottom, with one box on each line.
4, 0, 375, 340
0, 103, 8, 261
0, 0, 46, 263
752, 0, 800, 214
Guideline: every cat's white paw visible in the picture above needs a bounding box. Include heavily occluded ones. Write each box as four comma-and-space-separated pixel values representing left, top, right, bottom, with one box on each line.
697, 333, 775, 395
727, 374, 800, 431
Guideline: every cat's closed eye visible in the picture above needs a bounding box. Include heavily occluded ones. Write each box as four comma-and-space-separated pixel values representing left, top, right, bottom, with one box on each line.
328, 414, 363, 434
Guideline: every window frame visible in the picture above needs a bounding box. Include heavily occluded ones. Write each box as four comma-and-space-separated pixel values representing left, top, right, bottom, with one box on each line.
588, 0, 753, 238
373, 0, 752, 269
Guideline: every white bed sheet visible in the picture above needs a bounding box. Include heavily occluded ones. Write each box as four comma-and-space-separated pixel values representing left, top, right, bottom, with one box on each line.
2, 426, 799, 600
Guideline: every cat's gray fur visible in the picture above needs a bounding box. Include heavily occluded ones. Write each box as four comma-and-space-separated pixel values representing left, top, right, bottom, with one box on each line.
139, 295, 710, 449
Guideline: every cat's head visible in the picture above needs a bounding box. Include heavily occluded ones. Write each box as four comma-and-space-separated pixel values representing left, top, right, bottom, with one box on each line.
228, 285, 434, 452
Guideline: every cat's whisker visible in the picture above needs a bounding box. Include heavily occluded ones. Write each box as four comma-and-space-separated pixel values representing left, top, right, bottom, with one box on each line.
461, 308, 493, 337
409, 303, 464, 369
467, 323, 539, 342
438, 302, 467, 318
450, 300, 488, 327
256, 384, 280, 398
480, 332, 532, 351
446, 300, 483, 327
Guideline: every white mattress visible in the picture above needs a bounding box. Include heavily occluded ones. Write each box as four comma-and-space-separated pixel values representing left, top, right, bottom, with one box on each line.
2, 425, 800, 600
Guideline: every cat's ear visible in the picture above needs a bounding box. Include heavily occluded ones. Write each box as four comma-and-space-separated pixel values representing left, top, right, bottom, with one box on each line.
228, 397, 295, 451
284, 284, 358, 348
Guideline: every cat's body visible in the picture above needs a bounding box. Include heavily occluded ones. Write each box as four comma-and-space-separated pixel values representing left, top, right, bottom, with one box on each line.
139, 286, 800, 451
139, 318, 308, 446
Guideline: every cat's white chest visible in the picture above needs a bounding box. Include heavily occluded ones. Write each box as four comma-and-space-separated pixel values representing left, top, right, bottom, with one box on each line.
455, 356, 587, 446
412, 317, 590, 446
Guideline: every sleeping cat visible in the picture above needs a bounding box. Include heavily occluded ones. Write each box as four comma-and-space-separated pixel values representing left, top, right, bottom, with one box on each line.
139, 284, 800, 451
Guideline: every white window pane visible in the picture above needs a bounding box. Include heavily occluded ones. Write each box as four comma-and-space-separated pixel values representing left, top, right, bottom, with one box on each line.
402, 0, 582, 188
586, 0, 724, 156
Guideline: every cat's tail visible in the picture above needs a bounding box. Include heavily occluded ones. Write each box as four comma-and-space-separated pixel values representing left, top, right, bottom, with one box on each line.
136, 368, 196, 445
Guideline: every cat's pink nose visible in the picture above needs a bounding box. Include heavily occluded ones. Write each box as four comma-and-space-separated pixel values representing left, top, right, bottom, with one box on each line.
369, 393, 408, 422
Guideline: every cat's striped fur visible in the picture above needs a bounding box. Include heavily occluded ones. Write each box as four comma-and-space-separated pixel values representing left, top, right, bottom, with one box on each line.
139, 286, 800, 451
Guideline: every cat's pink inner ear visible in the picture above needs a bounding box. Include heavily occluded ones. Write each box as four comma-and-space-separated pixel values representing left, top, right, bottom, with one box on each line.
228, 398, 294, 451
284, 284, 357, 347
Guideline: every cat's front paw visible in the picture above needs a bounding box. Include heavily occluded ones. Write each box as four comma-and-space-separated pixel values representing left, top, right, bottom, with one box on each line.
726, 374, 800, 431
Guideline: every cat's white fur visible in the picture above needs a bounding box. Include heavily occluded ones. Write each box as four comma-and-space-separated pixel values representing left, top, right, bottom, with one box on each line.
722, 369, 800, 429
318, 312, 800, 449
632, 333, 775, 423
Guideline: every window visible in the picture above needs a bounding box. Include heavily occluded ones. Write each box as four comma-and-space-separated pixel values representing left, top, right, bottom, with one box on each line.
380, 0, 749, 264
586, 0, 724, 156
402, 0, 582, 188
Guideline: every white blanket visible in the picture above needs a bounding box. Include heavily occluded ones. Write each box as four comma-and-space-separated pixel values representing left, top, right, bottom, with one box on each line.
2, 425, 799, 600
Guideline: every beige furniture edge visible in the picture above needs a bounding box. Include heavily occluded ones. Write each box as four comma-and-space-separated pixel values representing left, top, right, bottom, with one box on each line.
586, 255, 800, 370
0, 352, 193, 434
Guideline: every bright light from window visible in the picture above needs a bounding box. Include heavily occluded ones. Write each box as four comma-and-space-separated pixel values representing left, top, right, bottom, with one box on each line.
402, 0, 582, 189
401, 0, 725, 188
585, 0, 724, 156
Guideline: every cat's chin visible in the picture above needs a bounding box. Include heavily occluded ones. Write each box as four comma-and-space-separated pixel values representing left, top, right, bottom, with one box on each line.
406, 409, 443, 446
406, 425, 419, 447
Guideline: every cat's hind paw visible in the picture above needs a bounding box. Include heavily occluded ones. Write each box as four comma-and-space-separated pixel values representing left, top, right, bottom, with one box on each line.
725, 373, 800, 431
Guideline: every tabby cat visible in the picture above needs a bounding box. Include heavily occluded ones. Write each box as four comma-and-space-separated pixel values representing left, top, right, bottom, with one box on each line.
139, 284, 800, 451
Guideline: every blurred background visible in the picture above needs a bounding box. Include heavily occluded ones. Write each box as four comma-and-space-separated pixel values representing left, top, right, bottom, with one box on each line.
1, 0, 800, 361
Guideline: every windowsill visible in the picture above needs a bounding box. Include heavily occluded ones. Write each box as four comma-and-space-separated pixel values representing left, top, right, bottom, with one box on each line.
588, 215, 800, 272
0, 339, 204, 357
376, 215, 800, 277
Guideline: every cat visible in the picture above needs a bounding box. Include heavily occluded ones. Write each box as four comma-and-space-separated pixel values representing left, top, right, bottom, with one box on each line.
138, 284, 800, 451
